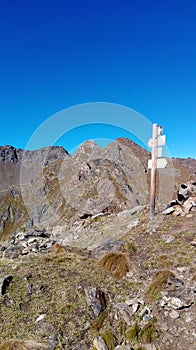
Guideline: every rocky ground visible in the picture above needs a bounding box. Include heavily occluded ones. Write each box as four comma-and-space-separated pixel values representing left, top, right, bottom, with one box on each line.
0, 139, 195, 349
0, 206, 195, 350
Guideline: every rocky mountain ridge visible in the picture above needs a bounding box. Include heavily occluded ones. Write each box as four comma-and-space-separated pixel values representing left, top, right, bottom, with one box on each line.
1, 139, 195, 242
0, 139, 150, 241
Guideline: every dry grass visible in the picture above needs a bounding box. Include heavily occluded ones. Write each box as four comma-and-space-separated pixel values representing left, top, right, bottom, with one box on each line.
144, 270, 175, 301
99, 252, 131, 278
53, 243, 68, 253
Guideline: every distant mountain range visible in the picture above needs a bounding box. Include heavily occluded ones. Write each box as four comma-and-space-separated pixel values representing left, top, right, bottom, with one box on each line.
0, 138, 196, 241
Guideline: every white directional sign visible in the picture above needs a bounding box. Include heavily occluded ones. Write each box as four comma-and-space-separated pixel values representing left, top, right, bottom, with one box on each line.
157, 147, 162, 158
148, 135, 166, 148
148, 157, 168, 169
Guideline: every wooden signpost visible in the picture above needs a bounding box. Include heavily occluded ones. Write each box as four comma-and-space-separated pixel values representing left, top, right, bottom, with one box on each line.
148, 124, 167, 219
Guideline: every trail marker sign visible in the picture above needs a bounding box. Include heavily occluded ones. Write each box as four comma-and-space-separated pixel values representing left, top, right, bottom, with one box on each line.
157, 147, 162, 158
148, 157, 168, 169
148, 123, 167, 219
148, 134, 166, 148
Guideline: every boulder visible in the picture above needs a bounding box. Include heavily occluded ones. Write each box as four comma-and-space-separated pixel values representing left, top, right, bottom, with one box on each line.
84, 287, 107, 316
2, 246, 22, 258
182, 196, 196, 213
163, 180, 196, 216
93, 336, 108, 350
178, 181, 196, 201
0, 275, 13, 295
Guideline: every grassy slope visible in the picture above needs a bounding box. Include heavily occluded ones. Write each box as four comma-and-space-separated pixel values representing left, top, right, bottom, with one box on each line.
0, 210, 195, 349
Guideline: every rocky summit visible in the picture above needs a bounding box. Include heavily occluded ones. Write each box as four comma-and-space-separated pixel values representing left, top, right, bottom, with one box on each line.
0, 138, 195, 350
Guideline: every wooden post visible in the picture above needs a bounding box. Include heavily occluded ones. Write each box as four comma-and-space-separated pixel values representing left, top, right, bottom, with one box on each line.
150, 123, 158, 219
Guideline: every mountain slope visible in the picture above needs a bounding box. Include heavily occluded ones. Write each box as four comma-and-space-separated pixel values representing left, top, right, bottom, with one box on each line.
0, 139, 196, 242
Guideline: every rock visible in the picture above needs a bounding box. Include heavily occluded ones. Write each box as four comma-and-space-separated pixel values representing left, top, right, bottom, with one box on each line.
0, 276, 13, 295
170, 297, 184, 309
176, 266, 187, 273
125, 298, 140, 313
145, 345, 157, 350
138, 305, 150, 318
185, 314, 193, 323
190, 239, 196, 247
35, 314, 46, 323
178, 181, 196, 200
132, 302, 140, 314
143, 314, 153, 321
114, 302, 132, 325
186, 213, 193, 218
93, 336, 108, 350
15, 231, 25, 240
48, 334, 58, 350
27, 284, 33, 295
84, 287, 106, 316
2, 246, 22, 258
182, 197, 196, 213
28, 237, 37, 244
167, 276, 184, 288
114, 346, 134, 350
172, 206, 183, 216
164, 180, 196, 216
89, 239, 125, 259
161, 234, 175, 243
125, 298, 134, 306
169, 310, 180, 319
36, 321, 55, 337
162, 207, 175, 215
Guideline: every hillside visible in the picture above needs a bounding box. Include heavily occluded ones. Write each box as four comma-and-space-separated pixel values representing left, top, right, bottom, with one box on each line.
0, 139, 195, 350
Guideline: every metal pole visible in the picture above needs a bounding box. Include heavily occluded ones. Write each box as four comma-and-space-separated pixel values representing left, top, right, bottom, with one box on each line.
150, 123, 158, 219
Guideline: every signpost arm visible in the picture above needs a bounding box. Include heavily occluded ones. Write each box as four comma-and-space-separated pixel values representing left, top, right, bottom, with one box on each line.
150, 123, 158, 219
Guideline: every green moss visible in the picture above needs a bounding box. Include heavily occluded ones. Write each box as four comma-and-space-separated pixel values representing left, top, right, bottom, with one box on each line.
60, 303, 75, 314
126, 241, 137, 253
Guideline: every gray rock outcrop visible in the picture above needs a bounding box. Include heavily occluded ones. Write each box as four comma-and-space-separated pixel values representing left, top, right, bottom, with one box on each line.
163, 180, 196, 216
0, 139, 150, 241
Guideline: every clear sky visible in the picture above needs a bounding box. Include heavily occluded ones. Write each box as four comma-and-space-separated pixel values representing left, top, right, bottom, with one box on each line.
0, 0, 195, 158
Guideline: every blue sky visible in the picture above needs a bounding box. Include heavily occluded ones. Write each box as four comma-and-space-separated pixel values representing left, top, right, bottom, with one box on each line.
0, 0, 195, 158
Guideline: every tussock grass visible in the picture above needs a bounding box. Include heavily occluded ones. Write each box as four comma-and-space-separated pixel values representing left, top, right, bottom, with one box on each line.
100, 330, 116, 350
91, 310, 108, 331
125, 319, 157, 344
125, 241, 137, 253
54, 243, 68, 253
144, 270, 175, 301
125, 322, 140, 342
140, 321, 157, 343
99, 252, 131, 278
